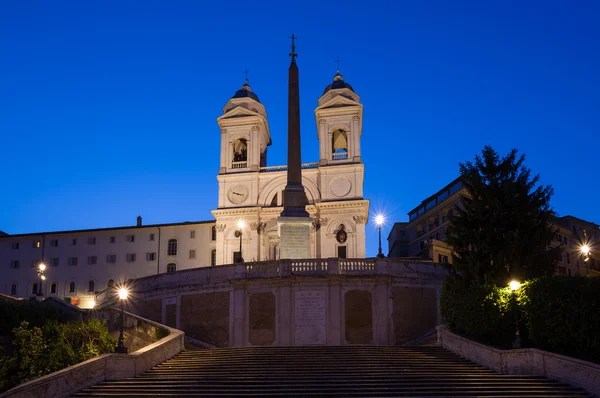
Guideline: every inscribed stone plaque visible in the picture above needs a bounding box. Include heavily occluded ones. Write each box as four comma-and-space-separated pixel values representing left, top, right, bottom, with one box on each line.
294, 290, 326, 345
278, 217, 312, 259
344, 290, 373, 344
249, 292, 276, 345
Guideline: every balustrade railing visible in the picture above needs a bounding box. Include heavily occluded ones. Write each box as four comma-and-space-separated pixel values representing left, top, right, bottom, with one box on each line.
332, 152, 348, 160
94, 257, 446, 307
231, 161, 247, 169
259, 162, 319, 173
340, 259, 375, 273
290, 260, 328, 273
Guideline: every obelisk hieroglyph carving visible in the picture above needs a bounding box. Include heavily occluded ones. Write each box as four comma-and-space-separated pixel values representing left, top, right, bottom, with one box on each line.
278, 35, 312, 259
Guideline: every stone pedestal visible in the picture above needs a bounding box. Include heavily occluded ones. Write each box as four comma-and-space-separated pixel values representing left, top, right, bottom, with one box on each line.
278, 216, 312, 259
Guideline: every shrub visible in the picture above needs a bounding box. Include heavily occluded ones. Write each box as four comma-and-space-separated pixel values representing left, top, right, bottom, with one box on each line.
442, 275, 600, 363
441, 277, 519, 348
0, 319, 116, 393
522, 276, 600, 362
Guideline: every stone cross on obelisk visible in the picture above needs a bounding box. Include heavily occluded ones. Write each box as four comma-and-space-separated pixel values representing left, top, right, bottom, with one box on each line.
278, 35, 313, 259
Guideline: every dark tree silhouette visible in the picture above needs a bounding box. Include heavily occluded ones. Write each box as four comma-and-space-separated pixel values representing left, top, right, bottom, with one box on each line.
445, 146, 561, 286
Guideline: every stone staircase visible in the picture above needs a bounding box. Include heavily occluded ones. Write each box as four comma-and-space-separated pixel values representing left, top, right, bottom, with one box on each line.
72, 346, 590, 397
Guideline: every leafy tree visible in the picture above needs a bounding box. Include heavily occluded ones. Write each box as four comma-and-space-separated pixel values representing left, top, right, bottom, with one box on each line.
445, 146, 561, 286
0, 319, 117, 393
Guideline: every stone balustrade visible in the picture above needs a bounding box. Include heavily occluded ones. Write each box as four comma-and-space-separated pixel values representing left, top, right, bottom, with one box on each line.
95, 257, 443, 307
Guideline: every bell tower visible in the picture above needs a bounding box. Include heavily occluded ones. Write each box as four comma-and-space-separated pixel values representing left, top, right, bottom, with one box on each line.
314, 72, 363, 165
217, 80, 271, 174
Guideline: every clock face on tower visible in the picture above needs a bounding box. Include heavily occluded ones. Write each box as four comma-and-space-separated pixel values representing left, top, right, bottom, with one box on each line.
227, 184, 249, 205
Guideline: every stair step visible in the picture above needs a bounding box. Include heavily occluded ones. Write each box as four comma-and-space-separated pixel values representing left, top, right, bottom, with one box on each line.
70, 346, 591, 397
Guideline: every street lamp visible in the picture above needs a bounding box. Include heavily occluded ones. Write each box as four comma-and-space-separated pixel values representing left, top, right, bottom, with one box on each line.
235, 220, 245, 263
375, 214, 385, 258
581, 244, 591, 262
115, 287, 129, 354
37, 263, 47, 296
509, 280, 521, 349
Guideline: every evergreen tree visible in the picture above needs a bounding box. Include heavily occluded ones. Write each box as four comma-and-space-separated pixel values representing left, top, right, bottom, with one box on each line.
445, 146, 561, 286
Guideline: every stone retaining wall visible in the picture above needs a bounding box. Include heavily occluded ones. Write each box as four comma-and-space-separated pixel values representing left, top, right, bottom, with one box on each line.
437, 325, 600, 396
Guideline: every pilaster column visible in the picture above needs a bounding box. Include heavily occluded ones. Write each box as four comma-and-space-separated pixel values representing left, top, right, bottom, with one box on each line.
352, 115, 361, 162
318, 119, 328, 165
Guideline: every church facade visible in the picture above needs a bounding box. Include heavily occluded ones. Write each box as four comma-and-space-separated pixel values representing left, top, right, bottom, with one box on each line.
0, 71, 370, 307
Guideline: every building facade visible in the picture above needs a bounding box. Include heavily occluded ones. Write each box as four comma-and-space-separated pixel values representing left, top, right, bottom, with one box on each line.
388, 178, 599, 276
0, 72, 370, 306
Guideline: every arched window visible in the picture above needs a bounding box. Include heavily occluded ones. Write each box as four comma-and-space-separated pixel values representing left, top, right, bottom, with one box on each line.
233, 138, 248, 162
332, 129, 348, 154
167, 239, 178, 256
50, 283, 57, 294
211, 226, 217, 241
69, 282, 76, 293
32, 283, 38, 295
167, 263, 176, 273
270, 193, 278, 207
10, 284, 17, 296
88, 280, 95, 292
107, 279, 114, 289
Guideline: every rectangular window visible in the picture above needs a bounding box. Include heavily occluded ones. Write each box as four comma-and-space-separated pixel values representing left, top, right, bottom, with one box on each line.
88, 237, 96, 245
68, 257, 78, 266
50, 239, 59, 247
51, 257, 59, 267
149, 233, 155, 241
10, 260, 19, 269
33, 240, 41, 248
211, 226, 216, 241
337, 246, 347, 259
109, 236, 115, 243
126, 235, 135, 242
11, 242, 19, 250
72, 238, 77, 245
126, 253, 136, 262
210, 249, 216, 266
147, 252, 156, 261
88, 256, 97, 265
106, 255, 116, 264
566, 252, 571, 264
438, 254, 449, 264
50, 283, 57, 294
190, 230, 196, 239
189, 249, 196, 259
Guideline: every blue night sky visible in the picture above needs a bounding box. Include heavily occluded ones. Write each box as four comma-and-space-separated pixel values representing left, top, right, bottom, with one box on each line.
1, 1, 599, 257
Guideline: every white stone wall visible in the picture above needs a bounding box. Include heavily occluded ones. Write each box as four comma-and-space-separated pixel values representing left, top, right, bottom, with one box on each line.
0, 222, 215, 304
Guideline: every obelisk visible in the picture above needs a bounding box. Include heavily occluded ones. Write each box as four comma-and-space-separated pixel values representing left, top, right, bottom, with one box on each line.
278, 35, 312, 259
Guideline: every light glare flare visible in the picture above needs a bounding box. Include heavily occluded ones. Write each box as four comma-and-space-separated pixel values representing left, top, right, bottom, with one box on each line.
581, 244, 591, 256
509, 280, 521, 291
38, 263, 46, 271
118, 287, 129, 300
237, 220, 245, 229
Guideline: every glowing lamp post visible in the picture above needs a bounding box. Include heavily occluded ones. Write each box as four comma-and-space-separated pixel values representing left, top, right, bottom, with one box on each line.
115, 287, 129, 354
375, 214, 385, 258
37, 263, 47, 296
235, 220, 245, 263
509, 280, 521, 349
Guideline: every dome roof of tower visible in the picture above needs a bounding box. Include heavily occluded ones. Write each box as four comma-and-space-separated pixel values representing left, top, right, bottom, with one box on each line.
322, 72, 355, 95
232, 80, 261, 103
